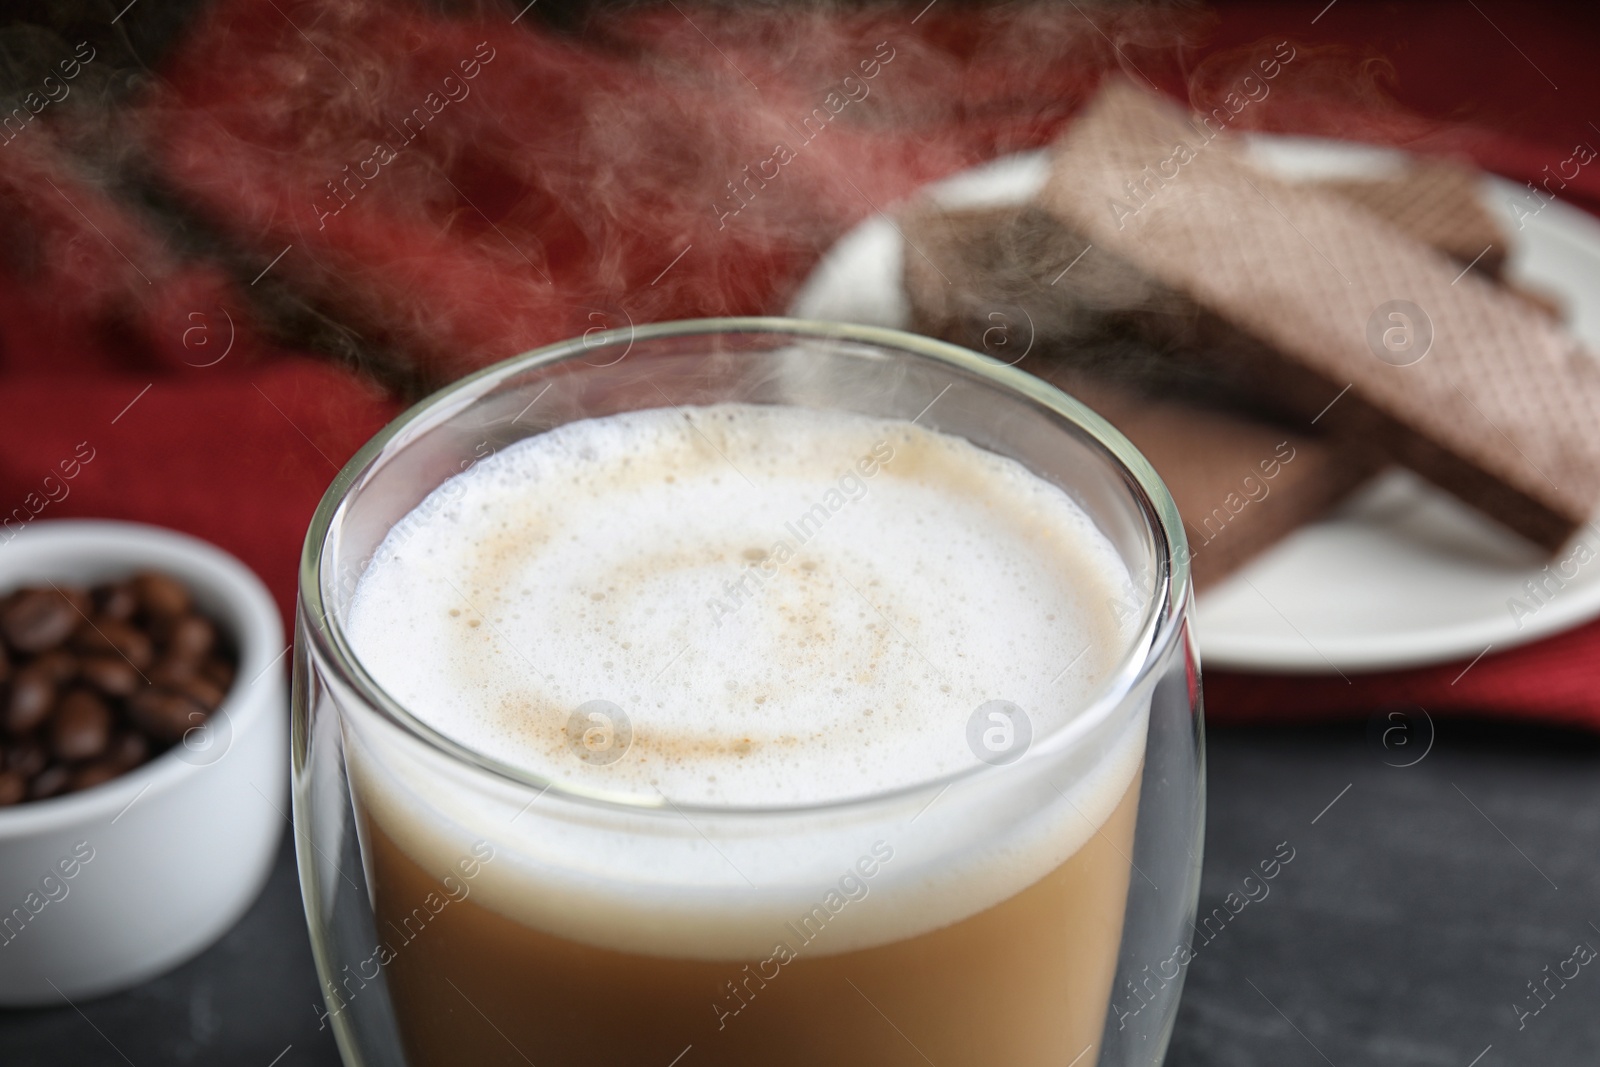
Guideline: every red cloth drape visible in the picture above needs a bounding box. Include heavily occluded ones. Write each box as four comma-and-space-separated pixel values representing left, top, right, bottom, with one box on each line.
4, 0, 1598, 725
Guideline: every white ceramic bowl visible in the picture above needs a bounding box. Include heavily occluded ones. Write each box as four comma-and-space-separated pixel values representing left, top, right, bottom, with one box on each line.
0, 521, 287, 1006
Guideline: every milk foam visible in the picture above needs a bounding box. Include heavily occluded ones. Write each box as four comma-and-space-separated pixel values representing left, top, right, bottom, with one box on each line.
348, 404, 1137, 805
342, 403, 1151, 957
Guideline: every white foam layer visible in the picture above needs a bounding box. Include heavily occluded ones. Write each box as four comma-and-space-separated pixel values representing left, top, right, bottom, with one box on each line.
343, 403, 1150, 956
348, 404, 1135, 805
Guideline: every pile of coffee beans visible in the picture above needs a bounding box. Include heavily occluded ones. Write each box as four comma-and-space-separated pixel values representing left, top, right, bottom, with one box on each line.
0, 572, 237, 806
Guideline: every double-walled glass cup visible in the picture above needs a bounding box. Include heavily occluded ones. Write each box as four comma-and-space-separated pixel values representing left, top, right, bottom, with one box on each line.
293, 318, 1204, 1067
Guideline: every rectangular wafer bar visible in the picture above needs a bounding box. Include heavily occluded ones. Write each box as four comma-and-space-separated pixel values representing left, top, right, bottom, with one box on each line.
1322, 169, 1561, 318
1037, 80, 1600, 550
1053, 371, 1382, 588
1320, 162, 1508, 279
901, 203, 1383, 588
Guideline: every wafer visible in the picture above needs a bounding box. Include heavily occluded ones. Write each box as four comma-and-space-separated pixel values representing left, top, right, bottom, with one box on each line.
1036, 80, 1600, 550
902, 203, 1382, 587
1320, 163, 1507, 278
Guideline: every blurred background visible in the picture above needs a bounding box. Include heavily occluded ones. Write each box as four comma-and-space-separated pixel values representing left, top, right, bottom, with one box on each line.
2, 0, 1598, 1064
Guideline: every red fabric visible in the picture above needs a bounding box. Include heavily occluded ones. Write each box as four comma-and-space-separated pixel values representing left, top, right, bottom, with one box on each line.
0, 352, 399, 627
3, 0, 1600, 724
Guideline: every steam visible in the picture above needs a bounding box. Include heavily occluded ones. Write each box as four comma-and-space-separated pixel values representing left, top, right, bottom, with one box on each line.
0, 0, 1415, 393
133, 0, 1209, 388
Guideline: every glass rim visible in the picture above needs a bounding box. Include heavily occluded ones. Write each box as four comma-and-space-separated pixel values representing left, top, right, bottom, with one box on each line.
298, 316, 1191, 817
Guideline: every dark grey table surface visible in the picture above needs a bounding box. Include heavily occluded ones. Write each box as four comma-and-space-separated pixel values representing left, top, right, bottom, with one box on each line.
3, 718, 1595, 1067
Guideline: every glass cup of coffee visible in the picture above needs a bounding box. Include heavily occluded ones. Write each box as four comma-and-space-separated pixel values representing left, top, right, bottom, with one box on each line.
293, 318, 1204, 1067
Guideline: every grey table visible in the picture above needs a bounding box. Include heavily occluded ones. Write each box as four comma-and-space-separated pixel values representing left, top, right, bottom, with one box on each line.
3, 719, 1595, 1066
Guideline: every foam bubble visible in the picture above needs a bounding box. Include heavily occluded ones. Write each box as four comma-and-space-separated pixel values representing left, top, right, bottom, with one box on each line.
347, 403, 1138, 806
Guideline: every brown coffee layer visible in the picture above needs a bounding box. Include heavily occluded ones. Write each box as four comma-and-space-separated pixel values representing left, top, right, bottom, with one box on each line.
355, 774, 1138, 1067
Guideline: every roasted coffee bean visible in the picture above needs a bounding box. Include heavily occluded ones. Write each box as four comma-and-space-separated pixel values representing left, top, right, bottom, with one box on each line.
5, 665, 56, 734
80, 655, 140, 697
1, 588, 78, 654
71, 617, 154, 670
52, 689, 112, 762
132, 571, 190, 619
28, 763, 69, 800
149, 655, 195, 687
92, 581, 138, 621
112, 620, 155, 669
106, 730, 149, 771
199, 656, 235, 692
173, 674, 226, 712
5, 738, 46, 779
69, 619, 118, 661
2, 570, 236, 806
128, 688, 207, 743
68, 761, 121, 792
165, 615, 216, 662
33, 648, 79, 683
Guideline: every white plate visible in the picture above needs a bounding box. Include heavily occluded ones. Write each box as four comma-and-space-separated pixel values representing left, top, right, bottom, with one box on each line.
790, 139, 1600, 673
